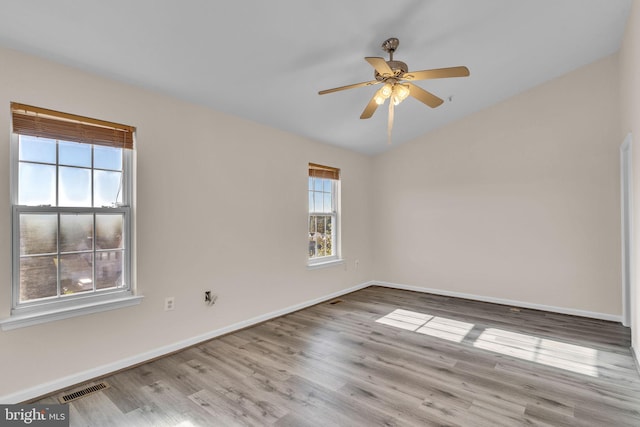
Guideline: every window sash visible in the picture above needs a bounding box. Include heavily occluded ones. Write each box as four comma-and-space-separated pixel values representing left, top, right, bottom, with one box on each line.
12, 205, 132, 313
309, 213, 337, 260
16, 141, 128, 208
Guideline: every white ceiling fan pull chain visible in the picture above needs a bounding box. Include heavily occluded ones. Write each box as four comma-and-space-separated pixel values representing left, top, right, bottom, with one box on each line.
388, 96, 395, 144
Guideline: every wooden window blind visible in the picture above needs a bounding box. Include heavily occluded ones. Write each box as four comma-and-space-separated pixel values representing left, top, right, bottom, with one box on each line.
11, 102, 135, 150
309, 163, 340, 180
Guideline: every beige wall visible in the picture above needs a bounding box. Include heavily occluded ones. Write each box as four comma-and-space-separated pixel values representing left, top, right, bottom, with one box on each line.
0, 25, 632, 399
620, 0, 640, 355
0, 46, 373, 399
372, 54, 622, 315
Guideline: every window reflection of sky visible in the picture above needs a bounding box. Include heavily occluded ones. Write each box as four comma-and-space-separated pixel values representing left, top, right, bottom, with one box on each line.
308, 177, 333, 214
18, 135, 123, 207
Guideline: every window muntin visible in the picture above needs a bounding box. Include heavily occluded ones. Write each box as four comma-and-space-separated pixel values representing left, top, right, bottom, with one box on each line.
308, 163, 340, 264
10, 103, 134, 315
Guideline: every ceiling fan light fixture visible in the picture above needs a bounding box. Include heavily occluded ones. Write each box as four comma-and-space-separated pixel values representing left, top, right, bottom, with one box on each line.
381, 82, 393, 97
392, 83, 410, 105
374, 83, 394, 105
393, 84, 410, 102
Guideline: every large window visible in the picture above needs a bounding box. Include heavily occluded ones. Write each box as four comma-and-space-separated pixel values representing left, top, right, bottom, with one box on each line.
308, 163, 340, 264
4, 103, 140, 329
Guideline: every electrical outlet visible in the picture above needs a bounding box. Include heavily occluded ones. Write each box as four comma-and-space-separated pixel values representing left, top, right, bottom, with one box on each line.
164, 297, 175, 311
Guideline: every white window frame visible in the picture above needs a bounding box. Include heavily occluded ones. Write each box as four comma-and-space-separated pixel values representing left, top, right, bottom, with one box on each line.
308, 176, 342, 268
1, 133, 141, 331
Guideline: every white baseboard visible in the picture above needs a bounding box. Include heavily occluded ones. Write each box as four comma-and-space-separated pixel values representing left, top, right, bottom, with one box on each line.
633, 346, 640, 375
2, 279, 622, 403
0, 281, 374, 404
374, 281, 623, 323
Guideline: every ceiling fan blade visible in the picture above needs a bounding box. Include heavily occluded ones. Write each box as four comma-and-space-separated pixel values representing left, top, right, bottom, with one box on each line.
403, 66, 470, 81
360, 95, 379, 119
365, 57, 394, 77
318, 80, 380, 95
407, 83, 444, 108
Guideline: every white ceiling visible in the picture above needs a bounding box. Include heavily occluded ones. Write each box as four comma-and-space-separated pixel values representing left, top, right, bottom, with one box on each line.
0, 0, 631, 155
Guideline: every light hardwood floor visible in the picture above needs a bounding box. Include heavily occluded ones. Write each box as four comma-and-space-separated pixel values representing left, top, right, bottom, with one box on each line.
37, 286, 640, 426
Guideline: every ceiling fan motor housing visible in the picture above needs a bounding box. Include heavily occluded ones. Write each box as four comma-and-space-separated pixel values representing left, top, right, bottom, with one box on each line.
375, 60, 408, 80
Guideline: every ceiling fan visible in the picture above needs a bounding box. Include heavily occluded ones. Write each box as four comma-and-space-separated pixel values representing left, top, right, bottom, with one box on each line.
318, 37, 470, 142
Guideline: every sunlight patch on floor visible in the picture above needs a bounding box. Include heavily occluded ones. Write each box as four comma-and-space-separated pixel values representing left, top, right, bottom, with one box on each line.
375, 308, 474, 343
376, 308, 600, 377
473, 328, 599, 377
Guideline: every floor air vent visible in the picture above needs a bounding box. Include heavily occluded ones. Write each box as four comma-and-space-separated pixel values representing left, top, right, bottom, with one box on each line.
59, 382, 110, 403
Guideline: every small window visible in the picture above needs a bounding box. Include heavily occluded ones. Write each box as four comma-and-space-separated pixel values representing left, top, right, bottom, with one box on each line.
5, 103, 139, 327
308, 163, 340, 264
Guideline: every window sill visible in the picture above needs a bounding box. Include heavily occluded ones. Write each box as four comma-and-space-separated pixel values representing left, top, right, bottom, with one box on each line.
0, 295, 144, 331
307, 258, 344, 270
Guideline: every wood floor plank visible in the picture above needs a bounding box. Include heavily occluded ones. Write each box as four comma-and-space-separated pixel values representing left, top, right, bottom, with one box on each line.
66, 391, 129, 426
37, 286, 640, 426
